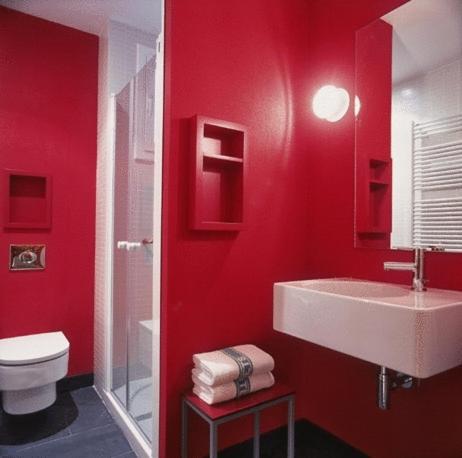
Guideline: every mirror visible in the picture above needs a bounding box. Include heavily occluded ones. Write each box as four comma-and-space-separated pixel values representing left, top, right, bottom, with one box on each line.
354, 0, 462, 252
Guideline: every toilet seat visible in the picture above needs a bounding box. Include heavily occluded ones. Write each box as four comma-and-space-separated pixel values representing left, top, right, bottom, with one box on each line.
0, 331, 69, 366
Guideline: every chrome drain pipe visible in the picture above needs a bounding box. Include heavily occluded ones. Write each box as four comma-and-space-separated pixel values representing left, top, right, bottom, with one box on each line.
377, 366, 414, 410
377, 367, 390, 410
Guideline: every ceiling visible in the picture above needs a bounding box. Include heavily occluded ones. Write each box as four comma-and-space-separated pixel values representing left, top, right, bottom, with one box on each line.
0, 0, 161, 36
383, 0, 462, 84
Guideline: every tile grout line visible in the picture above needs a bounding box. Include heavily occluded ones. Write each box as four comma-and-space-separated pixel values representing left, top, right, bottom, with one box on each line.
6, 430, 73, 454
10, 421, 120, 454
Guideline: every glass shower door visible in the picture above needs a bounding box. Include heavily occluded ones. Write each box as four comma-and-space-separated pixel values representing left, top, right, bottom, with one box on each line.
111, 53, 158, 442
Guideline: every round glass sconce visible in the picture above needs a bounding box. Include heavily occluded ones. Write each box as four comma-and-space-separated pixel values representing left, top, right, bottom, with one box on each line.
312, 85, 350, 122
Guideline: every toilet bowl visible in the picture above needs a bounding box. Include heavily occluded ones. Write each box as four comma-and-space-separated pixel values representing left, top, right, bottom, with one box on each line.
0, 331, 69, 415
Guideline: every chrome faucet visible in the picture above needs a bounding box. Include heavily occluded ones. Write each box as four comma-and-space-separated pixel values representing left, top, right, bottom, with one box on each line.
384, 248, 426, 292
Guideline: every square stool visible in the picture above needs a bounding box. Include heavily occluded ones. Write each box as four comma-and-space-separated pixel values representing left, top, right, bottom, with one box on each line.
181, 383, 295, 458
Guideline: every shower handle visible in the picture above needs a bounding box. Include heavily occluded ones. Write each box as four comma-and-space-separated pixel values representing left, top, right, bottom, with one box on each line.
117, 238, 153, 251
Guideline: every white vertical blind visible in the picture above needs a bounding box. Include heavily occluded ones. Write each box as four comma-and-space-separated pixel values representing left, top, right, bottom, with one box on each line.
412, 113, 462, 251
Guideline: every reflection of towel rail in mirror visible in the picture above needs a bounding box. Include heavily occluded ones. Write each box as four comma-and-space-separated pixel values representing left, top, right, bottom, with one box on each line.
412, 114, 462, 251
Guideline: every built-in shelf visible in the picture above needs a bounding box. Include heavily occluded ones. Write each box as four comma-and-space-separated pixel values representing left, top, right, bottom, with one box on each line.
203, 153, 244, 165
369, 179, 389, 189
3, 169, 52, 229
190, 115, 247, 231
356, 158, 392, 246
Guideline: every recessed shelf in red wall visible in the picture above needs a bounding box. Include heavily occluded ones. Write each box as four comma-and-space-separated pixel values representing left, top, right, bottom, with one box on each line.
4, 169, 52, 229
190, 115, 247, 231
357, 158, 392, 235
370, 179, 389, 189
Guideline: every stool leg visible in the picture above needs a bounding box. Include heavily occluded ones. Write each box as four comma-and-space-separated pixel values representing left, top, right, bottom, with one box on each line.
287, 397, 295, 458
253, 410, 260, 457
210, 422, 218, 458
181, 400, 188, 458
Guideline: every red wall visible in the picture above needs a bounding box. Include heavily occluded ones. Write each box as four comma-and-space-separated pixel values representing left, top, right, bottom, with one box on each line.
161, 0, 313, 456
0, 7, 98, 376
301, 1, 462, 457
162, 1, 462, 457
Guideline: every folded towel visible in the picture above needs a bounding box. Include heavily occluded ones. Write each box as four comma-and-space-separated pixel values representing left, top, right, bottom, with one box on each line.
192, 344, 275, 386
192, 372, 275, 405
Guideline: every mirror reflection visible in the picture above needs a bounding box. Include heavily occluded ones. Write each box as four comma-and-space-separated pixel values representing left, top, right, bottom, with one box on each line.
355, 0, 462, 252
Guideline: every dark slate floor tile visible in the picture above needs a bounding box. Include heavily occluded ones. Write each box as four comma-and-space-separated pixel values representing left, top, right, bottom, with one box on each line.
218, 420, 367, 458
115, 452, 138, 458
68, 387, 114, 434
15, 423, 131, 458
70, 386, 102, 404
0, 391, 77, 454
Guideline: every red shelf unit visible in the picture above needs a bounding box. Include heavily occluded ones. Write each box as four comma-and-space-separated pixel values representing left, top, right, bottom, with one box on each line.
190, 115, 247, 231
4, 169, 52, 229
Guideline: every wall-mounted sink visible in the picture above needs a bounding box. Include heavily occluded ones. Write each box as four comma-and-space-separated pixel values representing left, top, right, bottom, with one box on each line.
273, 278, 462, 378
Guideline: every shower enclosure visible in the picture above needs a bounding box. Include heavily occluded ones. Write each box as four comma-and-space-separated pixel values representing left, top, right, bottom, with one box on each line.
111, 54, 158, 442
94, 1, 164, 457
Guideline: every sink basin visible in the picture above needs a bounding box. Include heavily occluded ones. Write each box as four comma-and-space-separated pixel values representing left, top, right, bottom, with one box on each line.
273, 278, 462, 378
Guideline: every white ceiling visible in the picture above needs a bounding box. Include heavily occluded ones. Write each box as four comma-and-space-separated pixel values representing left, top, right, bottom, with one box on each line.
0, 0, 161, 36
383, 0, 462, 84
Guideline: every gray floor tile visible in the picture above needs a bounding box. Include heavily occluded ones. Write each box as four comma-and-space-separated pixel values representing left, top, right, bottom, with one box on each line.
0, 430, 71, 457
70, 387, 102, 405
15, 423, 131, 458
0, 388, 134, 458
68, 388, 114, 434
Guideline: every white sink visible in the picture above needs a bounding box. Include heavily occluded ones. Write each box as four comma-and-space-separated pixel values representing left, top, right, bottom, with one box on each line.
273, 278, 462, 378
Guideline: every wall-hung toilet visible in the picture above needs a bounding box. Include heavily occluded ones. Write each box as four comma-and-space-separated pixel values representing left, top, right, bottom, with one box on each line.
0, 331, 69, 415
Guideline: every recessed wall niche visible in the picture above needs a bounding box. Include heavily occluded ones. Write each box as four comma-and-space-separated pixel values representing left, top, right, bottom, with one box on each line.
190, 115, 247, 231
4, 170, 52, 229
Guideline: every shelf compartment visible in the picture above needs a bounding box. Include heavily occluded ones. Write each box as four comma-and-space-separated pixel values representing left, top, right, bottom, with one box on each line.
202, 123, 244, 159
203, 153, 244, 165
356, 156, 392, 245
369, 159, 390, 181
4, 170, 52, 229
370, 179, 389, 189
190, 115, 247, 231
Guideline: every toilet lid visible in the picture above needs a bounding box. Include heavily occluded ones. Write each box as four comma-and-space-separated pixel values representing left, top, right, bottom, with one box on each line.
0, 332, 69, 366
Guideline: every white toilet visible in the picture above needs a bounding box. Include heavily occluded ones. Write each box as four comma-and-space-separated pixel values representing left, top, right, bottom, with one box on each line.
0, 331, 69, 415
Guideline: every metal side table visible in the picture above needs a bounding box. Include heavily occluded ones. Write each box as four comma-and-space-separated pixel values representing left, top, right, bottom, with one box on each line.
181, 383, 295, 458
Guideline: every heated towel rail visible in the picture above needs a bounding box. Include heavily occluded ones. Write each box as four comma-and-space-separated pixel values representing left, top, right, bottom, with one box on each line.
412, 113, 462, 252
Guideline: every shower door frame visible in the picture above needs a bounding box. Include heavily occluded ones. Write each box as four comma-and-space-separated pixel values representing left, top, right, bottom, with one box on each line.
99, 9, 165, 458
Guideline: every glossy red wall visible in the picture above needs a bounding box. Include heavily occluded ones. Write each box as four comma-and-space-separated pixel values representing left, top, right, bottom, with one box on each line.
162, 0, 462, 457
301, 1, 462, 457
161, 0, 313, 456
0, 7, 98, 376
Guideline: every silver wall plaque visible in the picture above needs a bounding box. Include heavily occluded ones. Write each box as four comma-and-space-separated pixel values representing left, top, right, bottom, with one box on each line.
9, 245, 46, 271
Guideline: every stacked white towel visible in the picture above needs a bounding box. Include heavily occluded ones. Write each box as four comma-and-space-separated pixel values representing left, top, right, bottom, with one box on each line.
192, 344, 275, 405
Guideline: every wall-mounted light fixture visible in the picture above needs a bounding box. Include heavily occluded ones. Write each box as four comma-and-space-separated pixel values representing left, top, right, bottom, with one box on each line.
312, 85, 350, 122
